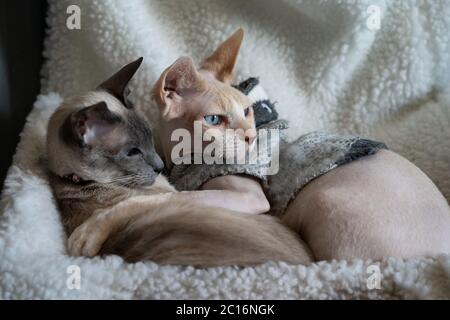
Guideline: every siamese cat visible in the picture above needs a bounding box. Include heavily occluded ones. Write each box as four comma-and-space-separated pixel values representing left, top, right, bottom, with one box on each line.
47, 58, 313, 266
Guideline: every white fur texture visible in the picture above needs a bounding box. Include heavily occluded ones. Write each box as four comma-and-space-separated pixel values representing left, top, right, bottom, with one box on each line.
1, 0, 450, 299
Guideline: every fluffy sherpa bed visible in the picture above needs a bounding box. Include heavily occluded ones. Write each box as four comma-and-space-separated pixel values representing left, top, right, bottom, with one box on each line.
1, 0, 450, 299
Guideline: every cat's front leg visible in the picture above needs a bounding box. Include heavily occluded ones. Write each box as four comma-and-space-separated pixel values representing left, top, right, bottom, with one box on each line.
67, 208, 112, 257
67, 194, 171, 257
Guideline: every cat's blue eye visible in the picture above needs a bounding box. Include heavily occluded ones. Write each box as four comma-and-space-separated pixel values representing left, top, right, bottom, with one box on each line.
204, 115, 222, 126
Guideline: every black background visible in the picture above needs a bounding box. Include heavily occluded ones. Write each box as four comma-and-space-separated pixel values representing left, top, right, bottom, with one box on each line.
0, 0, 47, 186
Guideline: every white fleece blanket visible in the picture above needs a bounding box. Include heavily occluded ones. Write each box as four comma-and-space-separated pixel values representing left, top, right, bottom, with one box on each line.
1, 0, 450, 299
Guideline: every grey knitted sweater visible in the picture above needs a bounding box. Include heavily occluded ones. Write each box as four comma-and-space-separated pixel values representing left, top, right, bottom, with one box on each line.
169, 78, 387, 217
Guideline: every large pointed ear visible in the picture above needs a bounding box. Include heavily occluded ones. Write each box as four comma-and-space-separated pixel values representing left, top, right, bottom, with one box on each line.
201, 28, 244, 84
152, 56, 205, 117
62, 101, 124, 151
97, 57, 143, 108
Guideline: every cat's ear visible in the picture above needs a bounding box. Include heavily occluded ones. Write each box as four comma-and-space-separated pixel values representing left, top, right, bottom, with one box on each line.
63, 101, 124, 151
201, 28, 244, 84
153, 56, 205, 118
97, 57, 143, 108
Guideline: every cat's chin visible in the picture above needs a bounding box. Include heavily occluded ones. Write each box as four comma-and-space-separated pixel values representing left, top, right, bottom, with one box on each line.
146, 176, 157, 186
141, 172, 159, 187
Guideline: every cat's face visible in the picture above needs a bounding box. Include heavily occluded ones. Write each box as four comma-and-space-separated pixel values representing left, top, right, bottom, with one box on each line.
152, 29, 257, 165
47, 58, 164, 186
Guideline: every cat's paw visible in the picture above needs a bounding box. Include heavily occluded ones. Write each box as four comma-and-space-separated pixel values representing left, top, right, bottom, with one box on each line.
67, 218, 110, 257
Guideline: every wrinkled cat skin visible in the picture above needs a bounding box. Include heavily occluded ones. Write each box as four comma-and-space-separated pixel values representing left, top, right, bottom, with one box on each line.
153, 28, 450, 261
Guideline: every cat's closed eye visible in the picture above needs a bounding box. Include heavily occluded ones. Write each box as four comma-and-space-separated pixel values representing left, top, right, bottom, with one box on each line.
127, 148, 143, 157
204, 115, 223, 126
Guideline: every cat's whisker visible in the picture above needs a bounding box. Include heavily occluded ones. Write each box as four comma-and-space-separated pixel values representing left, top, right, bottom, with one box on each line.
97, 176, 137, 187
102, 174, 138, 184
103, 173, 152, 188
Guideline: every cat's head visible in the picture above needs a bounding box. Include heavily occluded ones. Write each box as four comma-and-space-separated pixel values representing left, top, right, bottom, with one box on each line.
47, 58, 164, 187
152, 29, 256, 166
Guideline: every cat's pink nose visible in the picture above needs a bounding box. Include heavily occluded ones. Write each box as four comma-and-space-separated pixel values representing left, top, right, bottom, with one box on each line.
245, 130, 256, 145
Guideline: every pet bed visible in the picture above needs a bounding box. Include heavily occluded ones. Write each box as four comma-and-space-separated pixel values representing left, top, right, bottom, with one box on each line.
1, 0, 450, 299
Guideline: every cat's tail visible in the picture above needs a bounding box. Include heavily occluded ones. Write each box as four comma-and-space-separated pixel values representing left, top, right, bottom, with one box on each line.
100, 203, 313, 267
